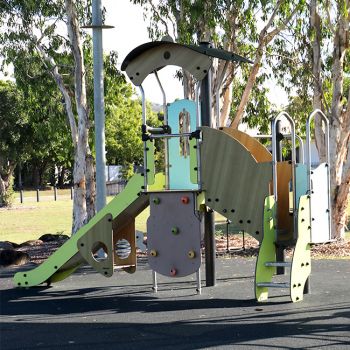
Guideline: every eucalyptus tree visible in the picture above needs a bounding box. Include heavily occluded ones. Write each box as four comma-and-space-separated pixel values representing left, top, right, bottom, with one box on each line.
13, 53, 73, 189
271, 0, 350, 239
0, 0, 95, 232
132, 0, 304, 128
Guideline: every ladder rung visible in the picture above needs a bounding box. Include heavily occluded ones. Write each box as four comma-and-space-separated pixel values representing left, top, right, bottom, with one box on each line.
256, 282, 290, 288
265, 261, 292, 268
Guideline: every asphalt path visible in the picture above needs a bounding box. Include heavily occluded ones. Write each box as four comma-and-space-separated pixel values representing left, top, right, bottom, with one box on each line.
1, 258, 349, 350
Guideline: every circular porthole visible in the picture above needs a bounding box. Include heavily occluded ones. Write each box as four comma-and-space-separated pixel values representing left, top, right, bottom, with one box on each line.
91, 242, 108, 262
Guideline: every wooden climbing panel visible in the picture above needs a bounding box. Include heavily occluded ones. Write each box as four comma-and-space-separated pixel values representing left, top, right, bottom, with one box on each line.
221, 128, 272, 163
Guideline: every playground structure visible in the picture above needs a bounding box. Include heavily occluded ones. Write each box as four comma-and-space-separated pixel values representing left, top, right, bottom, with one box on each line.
13, 39, 331, 303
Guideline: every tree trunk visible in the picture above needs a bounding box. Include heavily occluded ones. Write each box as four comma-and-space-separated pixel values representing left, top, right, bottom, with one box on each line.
57, 166, 66, 188
310, 0, 327, 162
32, 165, 41, 189
85, 153, 96, 221
219, 81, 233, 127
0, 162, 15, 207
230, 47, 263, 129
328, 1, 350, 239
230, 2, 300, 129
65, 0, 96, 231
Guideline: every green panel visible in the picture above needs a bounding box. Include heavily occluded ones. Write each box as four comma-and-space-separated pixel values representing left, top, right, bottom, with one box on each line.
290, 195, 311, 302
148, 172, 165, 191
255, 196, 276, 301
77, 213, 113, 277
295, 164, 308, 213
201, 127, 272, 241
13, 174, 145, 287
190, 138, 198, 184
146, 140, 155, 186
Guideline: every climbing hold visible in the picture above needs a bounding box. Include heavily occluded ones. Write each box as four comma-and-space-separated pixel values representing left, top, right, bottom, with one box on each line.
150, 250, 158, 257
188, 250, 196, 259
171, 227, 179, 235
170, 268, 177, 276
153, 197, 160, 205
181, 196, 190, 204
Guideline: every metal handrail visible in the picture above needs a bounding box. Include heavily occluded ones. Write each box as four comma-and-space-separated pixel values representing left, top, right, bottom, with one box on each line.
306, 109, 331, 240
154, 71, 169, 189
271, 112, 297, 219
195, 82, 201, 128
253, 133, 304, 164
139, 85, 148, 189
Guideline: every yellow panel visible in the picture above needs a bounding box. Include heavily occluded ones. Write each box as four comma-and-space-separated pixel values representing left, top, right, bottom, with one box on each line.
290, 195, 311, 302
77, 214, 114, 277
255, 196, 277, 301
221, 128, 272, 163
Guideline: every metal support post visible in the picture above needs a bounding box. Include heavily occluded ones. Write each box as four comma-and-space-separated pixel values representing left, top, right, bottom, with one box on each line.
200, 42, 216, 287
196, 268, 201, 294
92, 0, 107, 212
204, 208, 216, 286
152, 270, 158, 292
275, 120, 285, 275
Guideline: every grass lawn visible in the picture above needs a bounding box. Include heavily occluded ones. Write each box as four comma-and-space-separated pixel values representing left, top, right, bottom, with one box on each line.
0, 195, 151, 244
1, 190, 349, 244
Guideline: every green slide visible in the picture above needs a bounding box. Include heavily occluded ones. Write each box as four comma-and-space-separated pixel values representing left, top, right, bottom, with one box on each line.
13, 174, 146, 287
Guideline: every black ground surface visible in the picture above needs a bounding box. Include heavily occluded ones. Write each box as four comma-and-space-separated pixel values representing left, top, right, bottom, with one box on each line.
1, 258, 349, 350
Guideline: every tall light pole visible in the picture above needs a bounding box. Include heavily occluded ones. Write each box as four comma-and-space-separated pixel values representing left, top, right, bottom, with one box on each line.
84, 0, 113, 212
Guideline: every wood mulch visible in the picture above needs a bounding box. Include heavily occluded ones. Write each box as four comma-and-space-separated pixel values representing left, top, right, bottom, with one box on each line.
215, 235, 350, 259
4, 234, 349, 268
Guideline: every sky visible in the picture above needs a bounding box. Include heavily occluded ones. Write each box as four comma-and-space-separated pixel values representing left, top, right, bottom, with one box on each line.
0, 0, 288, 107
100, 0, 288, 106
102, 0, 183, 104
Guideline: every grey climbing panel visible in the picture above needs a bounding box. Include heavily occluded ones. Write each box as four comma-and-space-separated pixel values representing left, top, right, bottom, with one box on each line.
147, 192, 202, 277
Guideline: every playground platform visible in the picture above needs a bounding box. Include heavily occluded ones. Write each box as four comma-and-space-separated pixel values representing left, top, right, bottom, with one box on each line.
1, 257, 349, 350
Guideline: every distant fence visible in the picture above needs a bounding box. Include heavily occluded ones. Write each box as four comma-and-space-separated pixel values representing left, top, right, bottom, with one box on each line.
16, 187, 74, 203
106, 181, 126, 196
16, 181, 126, 203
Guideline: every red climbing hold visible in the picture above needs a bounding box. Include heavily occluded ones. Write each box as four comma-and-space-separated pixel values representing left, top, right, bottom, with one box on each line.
181, 196, 190, 204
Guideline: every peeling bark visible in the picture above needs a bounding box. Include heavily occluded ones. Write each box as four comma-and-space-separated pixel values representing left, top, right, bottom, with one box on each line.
310, 0, 327, 162
65, 0, 95, 232
328, 0, 350, 239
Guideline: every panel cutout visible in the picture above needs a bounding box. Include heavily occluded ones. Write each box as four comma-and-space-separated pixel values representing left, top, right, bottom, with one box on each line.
168, 99, 199, 190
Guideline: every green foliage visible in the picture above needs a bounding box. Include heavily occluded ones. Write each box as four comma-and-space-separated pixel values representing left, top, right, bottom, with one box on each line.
231, 73, 276, 133
0, 80, 27, 205
13, 54, 73, 169
0, 80, 29, 161
132, 0, 305, 128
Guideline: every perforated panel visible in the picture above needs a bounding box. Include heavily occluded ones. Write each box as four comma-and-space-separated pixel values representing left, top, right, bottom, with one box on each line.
200, 127, 272, 241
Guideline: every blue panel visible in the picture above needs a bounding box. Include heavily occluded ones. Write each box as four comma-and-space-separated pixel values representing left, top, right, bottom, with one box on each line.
295, 164, 308, 211
168, 99, 198, 190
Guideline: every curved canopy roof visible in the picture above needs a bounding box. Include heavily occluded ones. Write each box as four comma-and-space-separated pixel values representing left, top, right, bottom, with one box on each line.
121, 41, 252, 86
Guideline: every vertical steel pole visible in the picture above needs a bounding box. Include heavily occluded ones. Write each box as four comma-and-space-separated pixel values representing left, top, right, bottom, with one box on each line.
274, 120, 285, 275
92, 0, 107, 212
200, 42, 216, 287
